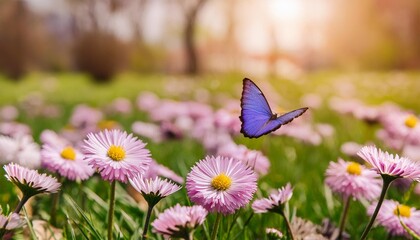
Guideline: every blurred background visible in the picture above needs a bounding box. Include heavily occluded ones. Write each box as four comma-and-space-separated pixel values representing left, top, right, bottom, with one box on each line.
1, 0, 419, 81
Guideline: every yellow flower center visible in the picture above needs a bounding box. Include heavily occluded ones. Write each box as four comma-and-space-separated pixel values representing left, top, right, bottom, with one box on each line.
60, 146, 76, 161
346, 162, 362, 175
98, 120, 118, 130
405, 115, 417, 128
394, 204, 411, 218
211, 173, 232, 191
107, 145, 126, 161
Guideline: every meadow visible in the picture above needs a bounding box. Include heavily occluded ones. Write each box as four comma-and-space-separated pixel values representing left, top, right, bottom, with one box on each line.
1, 71, 420, 239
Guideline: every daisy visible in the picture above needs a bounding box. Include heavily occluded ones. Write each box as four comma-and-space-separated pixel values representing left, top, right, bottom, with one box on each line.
186, 155, 257, 215
358, 145, 420, 239
129, 175, 181, 239
0, 213, 25, 230
357, 145, 420, 180
325, 159, 381, 201
0, 105, 19, 121
143, 159, 184, 184
0, 122, 31, 138
70, 104, 103, 129
216, 143, 270, 176
4, 163, 61, 197
291, 217, 327, 240
0, 134, 41, 169
252, 183, 295, 239
41, 135, 94, 181
0, 212, 25, 238
266, 228, 283, 239
152, 204, 208, 239
325, 159, 380, 239
367, 199, 420, 237
252, 183, 293, 214
83, 129, 152, 240
3, 163, 61, 219
187, 155, 257, 240
377, 110, 420, 150
82, 129, 152, 183
129, 175, 181, 206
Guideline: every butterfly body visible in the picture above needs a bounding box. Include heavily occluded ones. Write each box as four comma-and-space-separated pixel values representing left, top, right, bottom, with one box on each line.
240, 78, 308, 138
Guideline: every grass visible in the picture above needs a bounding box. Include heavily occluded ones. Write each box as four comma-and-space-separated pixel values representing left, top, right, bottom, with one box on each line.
1, 71, 420, 239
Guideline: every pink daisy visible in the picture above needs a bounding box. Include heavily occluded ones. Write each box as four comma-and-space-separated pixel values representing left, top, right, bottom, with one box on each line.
0, 122, 31, 138
82, 129, 152, 182
129, 175, 181, 205
325, 159, 382, 201
216, 143, 270, 176
0, 134, 41, 169
4, 163, 61, 195
143, 159, 184, 184
266, 228, 283, 239
70, 104, 103, 129
41, 134, 95, 181
367, 199, 420, 236
152, 204, 208, 238
0, 213, 24, 230
357, 145, 420, 180
0, 105, 19, 121
252, 183, 293, 214
186, 155, 257, 215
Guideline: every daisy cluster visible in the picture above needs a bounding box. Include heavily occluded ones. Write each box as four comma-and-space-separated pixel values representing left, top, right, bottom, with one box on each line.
0, 87, 420, 240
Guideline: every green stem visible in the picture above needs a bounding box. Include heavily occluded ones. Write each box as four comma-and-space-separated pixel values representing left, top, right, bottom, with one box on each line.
280, 212, 295, 240
107, 181, 117, 240
50, 192, 60, 226
360, 175, 396, 240
210, 213, 222, 240
227, 212, 253, 239
338, 196, 351, 240
403, 181, 417, 204
142, 204, 155, 240
185, 229, 194, 240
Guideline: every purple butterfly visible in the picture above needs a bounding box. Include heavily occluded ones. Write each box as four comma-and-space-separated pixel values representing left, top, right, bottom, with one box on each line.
240, 78, 308, 138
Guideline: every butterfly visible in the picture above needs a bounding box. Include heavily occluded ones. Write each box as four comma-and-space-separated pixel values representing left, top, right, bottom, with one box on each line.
240, 78, 308, 138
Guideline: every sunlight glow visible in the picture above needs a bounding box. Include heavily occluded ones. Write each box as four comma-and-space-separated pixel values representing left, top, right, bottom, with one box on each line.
268, 0, 306, 22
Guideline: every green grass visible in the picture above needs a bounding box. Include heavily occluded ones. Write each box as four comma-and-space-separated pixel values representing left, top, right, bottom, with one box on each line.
1, 71, 420, 239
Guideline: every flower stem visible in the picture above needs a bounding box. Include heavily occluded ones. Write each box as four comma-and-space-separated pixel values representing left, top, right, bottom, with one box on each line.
142, 204, 155, 239
185, 230, 194, 240
360, 175, 396, 240
338, 196, 351, 240
50, 192, 60, 226
13, 194, 31, 214
280, 212, 295, 240
402, 181, 416, 204
107, 181, 116, 240
210, 213, 222, 240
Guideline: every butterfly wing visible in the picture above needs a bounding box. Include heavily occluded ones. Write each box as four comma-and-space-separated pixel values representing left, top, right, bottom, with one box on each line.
262, 107, 308, 134
240, 78, 308, 138
240, 78, 276, 138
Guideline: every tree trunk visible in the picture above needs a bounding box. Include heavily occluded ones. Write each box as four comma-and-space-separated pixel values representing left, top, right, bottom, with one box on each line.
184, 0, 208, 75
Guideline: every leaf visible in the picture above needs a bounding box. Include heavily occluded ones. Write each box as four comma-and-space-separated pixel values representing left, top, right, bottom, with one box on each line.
64, 194, 104, 240
63, 209, 76, 240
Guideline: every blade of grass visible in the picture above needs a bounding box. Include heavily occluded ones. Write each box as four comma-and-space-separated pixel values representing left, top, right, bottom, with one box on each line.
64, 194, 103, 239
